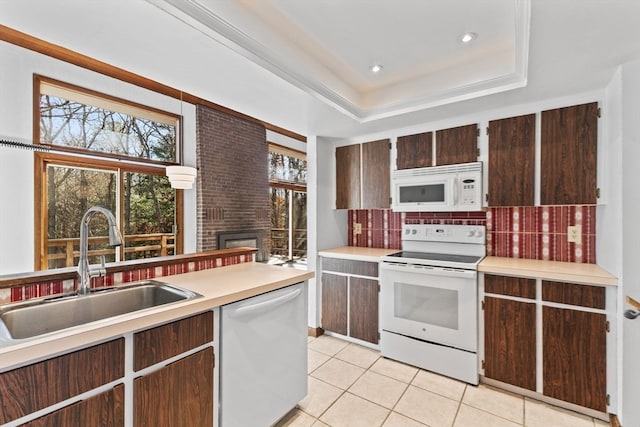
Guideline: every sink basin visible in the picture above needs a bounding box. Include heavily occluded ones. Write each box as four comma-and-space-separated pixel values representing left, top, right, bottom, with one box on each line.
0, 280, 201, 342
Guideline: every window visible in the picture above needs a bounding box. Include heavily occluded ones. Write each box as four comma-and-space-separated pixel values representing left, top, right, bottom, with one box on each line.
268, 144, 307, 264
34, 76, 183, 270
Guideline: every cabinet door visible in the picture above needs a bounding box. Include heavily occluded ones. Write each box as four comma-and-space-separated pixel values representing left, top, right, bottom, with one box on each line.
540, 102, 598, 205
321, 273, 348, 335
134, 347, 214, 427
0, 338, 124, 425
435, 124, 478, 166
397, 132, 432, 169
336, 144, 361, 209
543, 307, 607, 411
23, 385, 124, 427
349, 277, 379, 344
484, 296, 536, 391
134, 311, 214, 371
488, 114, 536, 206
362, 139, 390, 209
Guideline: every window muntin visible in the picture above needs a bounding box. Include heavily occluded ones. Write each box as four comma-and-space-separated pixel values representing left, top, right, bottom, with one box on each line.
38, 77, 179, 163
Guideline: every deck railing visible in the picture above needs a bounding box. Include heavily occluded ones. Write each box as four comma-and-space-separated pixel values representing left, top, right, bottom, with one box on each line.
47, 233, 176, 269
270, 228, 307, 259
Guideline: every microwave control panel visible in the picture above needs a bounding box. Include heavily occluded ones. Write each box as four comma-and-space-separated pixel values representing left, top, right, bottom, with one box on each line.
459, 175, 481, 207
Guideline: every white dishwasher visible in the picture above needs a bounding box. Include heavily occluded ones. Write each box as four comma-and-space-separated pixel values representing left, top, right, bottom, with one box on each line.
220, 282, 308, 427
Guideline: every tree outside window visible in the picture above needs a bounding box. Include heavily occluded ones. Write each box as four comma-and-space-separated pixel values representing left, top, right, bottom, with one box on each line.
268, 147, 307, 265
35, 76, 182, 270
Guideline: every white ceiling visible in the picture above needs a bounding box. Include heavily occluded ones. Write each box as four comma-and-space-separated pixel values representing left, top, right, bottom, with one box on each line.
1, 0, 640, 139
147, 0, 529, 122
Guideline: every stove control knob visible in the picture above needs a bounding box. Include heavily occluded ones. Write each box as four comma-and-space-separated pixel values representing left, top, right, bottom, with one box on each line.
405, 229, 410, 235
467, 230, 476, 237
411, 229, 417, 235
475, 229, 484, 238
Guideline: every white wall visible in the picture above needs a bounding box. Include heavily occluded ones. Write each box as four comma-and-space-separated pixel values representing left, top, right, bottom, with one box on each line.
306, 135, 348, 327
0, 42, 198, 275
620, 60, 640, 426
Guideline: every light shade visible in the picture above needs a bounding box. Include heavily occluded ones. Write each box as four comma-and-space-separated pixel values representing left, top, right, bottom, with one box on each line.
166, 165, 197, 189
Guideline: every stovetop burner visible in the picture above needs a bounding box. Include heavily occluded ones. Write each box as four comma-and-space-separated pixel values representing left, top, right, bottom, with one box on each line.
386, 251, 483, 265
381, 224, 487, 269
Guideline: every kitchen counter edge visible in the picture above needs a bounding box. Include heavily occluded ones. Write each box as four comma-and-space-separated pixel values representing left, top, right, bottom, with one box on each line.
0, 262, 314, 371
479, 256, 617, 286
318, 246, 399, 262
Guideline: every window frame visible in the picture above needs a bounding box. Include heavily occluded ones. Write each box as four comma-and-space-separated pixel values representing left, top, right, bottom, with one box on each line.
268, 143, 307, 263
33, 75, 185, 271
34, 151, 184, 270
34, 74, 183, 166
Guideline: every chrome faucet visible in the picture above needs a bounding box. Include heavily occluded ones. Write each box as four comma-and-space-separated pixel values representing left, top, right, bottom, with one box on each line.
77, 206, 124, 295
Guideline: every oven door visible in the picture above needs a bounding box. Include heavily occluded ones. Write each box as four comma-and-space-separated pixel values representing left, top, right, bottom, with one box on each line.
379, 262, 477, 352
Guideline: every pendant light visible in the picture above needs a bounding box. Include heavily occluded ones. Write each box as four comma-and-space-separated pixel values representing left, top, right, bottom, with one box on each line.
166, 90, 197, 189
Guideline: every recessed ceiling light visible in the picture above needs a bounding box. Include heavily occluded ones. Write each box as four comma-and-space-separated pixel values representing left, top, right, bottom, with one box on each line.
458, 32, 477, 44
369, 64, 383, 74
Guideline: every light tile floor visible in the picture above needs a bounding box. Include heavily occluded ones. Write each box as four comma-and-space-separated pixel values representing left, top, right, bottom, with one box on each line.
275, 335, 611, 427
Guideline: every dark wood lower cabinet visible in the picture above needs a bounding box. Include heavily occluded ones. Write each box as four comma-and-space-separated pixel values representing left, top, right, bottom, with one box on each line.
321, 272, 348, 336
321, 259, 380, 344
349, 277, 379, 344
543, 307, 607, 411
134, 347, 214, 427
483, 296, 537, 391
21, 385, 125, 427
0, 338, 125, 425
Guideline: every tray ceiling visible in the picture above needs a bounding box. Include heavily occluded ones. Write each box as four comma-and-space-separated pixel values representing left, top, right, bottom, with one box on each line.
146, 0, 530, 122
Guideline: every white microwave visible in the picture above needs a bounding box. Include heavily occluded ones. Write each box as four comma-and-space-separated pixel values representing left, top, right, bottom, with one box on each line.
391, 162, 483, 212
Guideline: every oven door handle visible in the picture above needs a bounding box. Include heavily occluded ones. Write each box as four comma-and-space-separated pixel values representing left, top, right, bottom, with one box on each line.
380, 262, 477, 279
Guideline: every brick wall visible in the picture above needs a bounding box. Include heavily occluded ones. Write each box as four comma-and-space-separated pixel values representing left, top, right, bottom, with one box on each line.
196, 105, 270, 260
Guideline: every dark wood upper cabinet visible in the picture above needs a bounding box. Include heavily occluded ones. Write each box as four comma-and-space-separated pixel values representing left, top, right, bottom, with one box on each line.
396, 131, 432, 169
540, 102, 598, 205
336, 144, 361, 209
335, 139, 390, 209
487, 114, 536, 206
362, 139, 390, 209
435, 123, 478, 166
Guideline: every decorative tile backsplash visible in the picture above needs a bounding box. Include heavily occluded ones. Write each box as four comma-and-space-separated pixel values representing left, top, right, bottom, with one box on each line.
1, 253, 252, 305
348, 205, 596, 264
487, 205, 596, 263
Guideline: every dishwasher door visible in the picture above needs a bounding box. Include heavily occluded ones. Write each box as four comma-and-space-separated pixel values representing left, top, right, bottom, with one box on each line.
220, 282, 308, 427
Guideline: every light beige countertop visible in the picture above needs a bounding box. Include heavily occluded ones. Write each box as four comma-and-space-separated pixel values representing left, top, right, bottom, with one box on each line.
0, 262, 314, 371
318, 246, 399, 262
479, 256, 617, 286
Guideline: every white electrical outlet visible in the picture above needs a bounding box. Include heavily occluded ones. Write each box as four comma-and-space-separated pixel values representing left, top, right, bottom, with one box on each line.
567, 225, 582, 244
354, 223, 362, 234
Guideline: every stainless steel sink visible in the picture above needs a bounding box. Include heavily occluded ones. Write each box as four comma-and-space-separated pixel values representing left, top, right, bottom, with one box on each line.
0, 280, 201, 342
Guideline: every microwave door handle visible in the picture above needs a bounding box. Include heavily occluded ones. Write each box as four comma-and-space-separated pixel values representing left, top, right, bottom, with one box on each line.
453, 177, 459, 205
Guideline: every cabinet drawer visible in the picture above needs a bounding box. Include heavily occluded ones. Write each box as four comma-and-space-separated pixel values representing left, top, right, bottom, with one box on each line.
21, 384, 124, 427
134, 311, 213, 371
484, 274, 536, 299
542, 281, 605, 309
0, 338, 124, 424
322, 258, 378, 277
